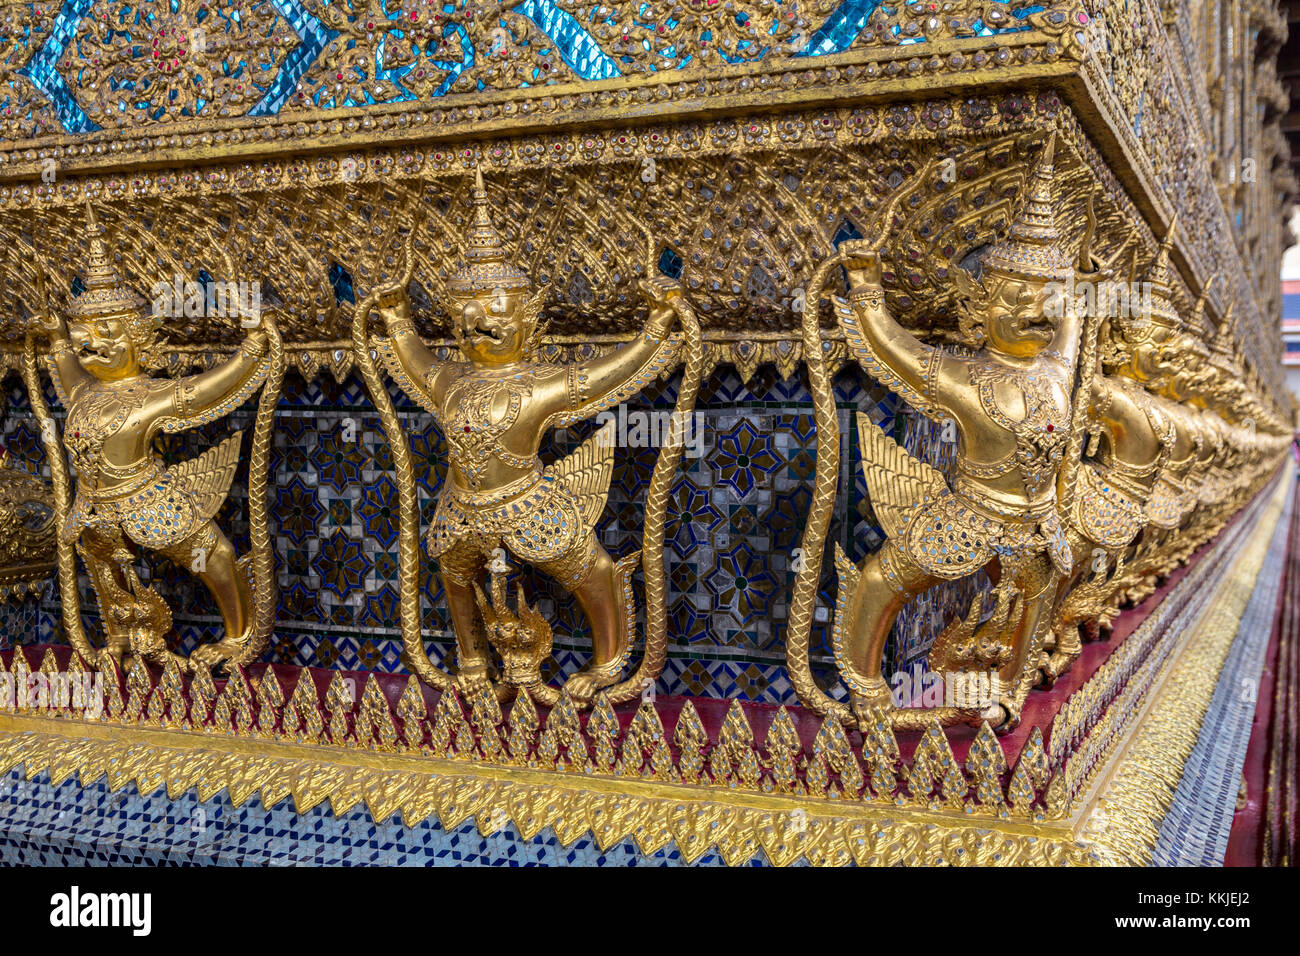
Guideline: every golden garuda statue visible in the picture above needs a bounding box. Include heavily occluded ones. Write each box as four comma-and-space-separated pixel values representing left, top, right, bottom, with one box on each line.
826, 135, 1086, 731
1137, 307, 1216, 576
29, 204, 281, 673
1041, 221, 1183, 680
371, 169, 691, 703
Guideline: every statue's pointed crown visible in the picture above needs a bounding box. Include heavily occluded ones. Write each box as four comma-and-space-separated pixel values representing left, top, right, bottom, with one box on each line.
1209, 302, 1242, 372
448, 166, 530, 295
1187, 275, 1215, 339
67, 202, 147, 319
983, 133, 1074, 283
1142, 214, 1180, 328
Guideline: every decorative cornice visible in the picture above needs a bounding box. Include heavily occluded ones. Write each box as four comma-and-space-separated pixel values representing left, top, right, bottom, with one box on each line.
0, 2, 1090, 177
0, 717, 1094, 867
1, 43, 1080, 182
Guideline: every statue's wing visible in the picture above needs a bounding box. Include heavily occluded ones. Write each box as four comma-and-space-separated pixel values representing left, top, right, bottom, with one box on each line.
856, 412, 948, 540
171, 431, 243, 522
543, 419, 616, 527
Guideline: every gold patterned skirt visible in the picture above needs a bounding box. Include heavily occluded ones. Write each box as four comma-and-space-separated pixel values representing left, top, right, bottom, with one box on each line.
1145, 476, 1186, 530
903, 491, 1073, 580
427, 472, 585, 566
63, 435, 242, 551
1073, 464, 1146, 550
66, 465, 203, 550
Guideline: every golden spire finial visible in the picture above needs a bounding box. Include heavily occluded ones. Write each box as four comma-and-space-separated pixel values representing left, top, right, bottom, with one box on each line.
1208, 299, 1240, 371
1193, 275, 1216, 321
471, 162, 491, 230
1145, 214, 1178, 291
1140, 215, 1180, 329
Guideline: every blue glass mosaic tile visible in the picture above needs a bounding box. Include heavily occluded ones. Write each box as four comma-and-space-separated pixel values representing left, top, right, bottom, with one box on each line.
5, 0, 1048, 134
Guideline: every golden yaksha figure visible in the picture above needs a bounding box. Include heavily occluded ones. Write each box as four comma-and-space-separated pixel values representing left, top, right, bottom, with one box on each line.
830, 135, 1081, 730
373, 169, 687, 702
34, 204, 275, 671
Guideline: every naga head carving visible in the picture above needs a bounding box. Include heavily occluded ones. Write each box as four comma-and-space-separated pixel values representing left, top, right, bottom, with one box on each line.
473, 570, 554, 690
65, 202, 156, 381
447, 166, 547, 367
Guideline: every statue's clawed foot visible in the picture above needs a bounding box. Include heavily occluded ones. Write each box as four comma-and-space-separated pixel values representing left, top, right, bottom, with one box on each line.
1081, 620, 1108, 643
451, 662, 494, 699
563, 659, 625, 706
986, 695, 1022, 733
1040, 627, 1082, 687
1040, 652, 1076, 687
190, 634, 252, 673
849, 678, 894, 729
97, 636, 129, 674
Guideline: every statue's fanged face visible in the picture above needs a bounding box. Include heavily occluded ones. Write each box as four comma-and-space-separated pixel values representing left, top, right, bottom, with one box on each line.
1155, 333, 1206, 401
67, 314, 142, 381
1126, 327, 1178, 386
454, 289, 529, 366
982, 275, 1057, 358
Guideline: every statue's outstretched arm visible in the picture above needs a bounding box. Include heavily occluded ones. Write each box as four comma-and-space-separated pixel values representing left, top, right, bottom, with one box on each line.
31, 258, 93, 401
372, 289, 448, 411
1048, 285, 1089, 368
1053, 188, 1103, 369
162, 320, 272, 432
546, 277, 684, 428
838, 240, 956, 420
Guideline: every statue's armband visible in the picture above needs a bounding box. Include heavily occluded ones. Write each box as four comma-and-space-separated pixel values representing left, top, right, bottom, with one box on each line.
157, 351, 271, 434
43, 353, 74, 410
372, 335, 441, 416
